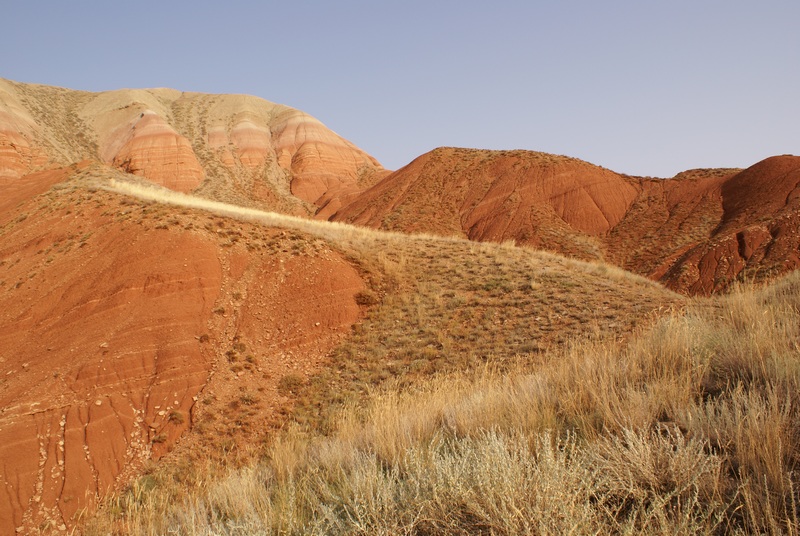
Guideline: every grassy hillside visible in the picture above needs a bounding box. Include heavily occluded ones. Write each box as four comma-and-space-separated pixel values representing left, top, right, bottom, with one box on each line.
96, 171, 677, 443
4, 167, 797, 534
86, 270, 800, 535
1, 169, 660, 532
68, 172, 798, 535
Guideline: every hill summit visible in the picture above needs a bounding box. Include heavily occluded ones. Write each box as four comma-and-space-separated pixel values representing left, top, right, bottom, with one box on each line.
0, 78, 387, 215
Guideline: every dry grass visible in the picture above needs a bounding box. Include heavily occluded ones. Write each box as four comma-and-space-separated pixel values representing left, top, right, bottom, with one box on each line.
290, 239, 674, 434
82, 265, 800, 535
12, 168, 798, 535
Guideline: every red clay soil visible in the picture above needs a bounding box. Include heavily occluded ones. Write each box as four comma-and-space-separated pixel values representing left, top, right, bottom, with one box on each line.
0, 163, 93, 225
0, 180, 366, 533
315, 167, 393, 220
329, 148, 800, 294
658, 156, 800, 294
604, 172, 729, 274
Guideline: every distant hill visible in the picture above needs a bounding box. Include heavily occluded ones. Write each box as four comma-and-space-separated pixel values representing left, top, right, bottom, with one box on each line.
325, 147, 638, 260
0, 78, 387, 215
328, 147, 800, 294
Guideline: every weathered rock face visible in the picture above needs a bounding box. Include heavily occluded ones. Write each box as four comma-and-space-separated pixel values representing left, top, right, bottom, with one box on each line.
0, 111, 46, 178
608, 157, 800, 294
177, 92, 387, 214
0, 176, 367, 534
605, 171, 734, 281
458, 153, 638, 240
219, 116, 273, 169
719, 155, 800, 232
658, 156, 800, 294
198, 96, 279, 173
107, 110, 205, 192
270, 108, 384, 206
0, 81, 49, 178
0, 192, 221, 532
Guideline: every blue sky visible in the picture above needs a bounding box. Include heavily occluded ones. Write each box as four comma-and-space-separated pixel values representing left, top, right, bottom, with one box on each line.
4, 1, 799, 176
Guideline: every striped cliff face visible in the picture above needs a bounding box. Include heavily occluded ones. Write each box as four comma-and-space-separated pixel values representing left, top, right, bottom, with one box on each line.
0, 79, 386, 214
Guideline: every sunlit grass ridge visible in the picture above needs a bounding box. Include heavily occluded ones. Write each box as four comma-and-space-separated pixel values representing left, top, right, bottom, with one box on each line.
105, 178, 368, 242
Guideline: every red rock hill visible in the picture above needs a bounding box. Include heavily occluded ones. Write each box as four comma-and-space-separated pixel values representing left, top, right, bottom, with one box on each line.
329, 148, 800, 294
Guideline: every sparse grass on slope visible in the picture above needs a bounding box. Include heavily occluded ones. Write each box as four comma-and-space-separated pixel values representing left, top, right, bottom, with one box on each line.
98, 172, 677, 433
290, 240, 675, 434
86, 169, 676, 427
57, 170, 675, 533
87, 272, 800, 535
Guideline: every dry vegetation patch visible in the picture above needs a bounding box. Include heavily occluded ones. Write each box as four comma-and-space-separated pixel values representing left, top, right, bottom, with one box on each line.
85, 271, 800, 535
291, 240, 677, 433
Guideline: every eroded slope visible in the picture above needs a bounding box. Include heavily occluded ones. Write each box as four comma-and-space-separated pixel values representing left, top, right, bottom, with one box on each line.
329, 148, 639, 261
0, 169, 367, 534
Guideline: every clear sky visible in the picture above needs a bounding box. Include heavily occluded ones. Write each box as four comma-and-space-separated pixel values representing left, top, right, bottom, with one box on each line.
3, 1, 799, 176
